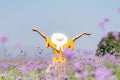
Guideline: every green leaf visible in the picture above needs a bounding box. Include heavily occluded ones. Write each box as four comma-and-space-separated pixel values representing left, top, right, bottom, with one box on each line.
70, 73, 77, 80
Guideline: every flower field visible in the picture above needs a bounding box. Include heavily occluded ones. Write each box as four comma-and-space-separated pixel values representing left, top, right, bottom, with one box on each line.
0, 49, 120, 80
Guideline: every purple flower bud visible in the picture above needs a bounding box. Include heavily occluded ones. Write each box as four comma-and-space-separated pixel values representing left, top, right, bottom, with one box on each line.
36, 65, 41, 70
118, 7, 120, 14
101, 42, 106, 46
83, 49, 92, 54
104, 18, 110, 22
112, 31, 119, 41
98, 21, 105, 31
15, 41, 22, 47
0, 63, 9, 70
0, 35, 7, 43
102, 31, 108, 38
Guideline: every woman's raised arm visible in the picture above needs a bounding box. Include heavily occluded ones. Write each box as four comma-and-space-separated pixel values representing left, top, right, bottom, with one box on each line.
32, 27, 47, 39
72, 32, 91, 41
32, 27, 58, 51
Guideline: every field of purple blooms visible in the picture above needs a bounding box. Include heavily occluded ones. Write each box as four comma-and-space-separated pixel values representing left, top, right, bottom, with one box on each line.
0, 7, 120, 80
0, 48, 120, 80
0, 35, 120, 80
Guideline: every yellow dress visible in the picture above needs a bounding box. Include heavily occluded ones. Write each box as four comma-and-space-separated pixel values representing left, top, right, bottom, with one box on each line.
45, 37, 74, 65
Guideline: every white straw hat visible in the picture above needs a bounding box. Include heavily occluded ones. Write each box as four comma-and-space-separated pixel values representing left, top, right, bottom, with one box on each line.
51, 33, 68, 51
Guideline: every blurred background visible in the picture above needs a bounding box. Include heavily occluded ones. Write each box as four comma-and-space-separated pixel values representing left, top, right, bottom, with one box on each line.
0, 0, 120, 56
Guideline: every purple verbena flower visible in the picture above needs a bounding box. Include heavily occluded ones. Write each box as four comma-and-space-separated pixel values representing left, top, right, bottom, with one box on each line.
81, 72, 89, 79
104, 18, 110, 22
102, 31, 108, 38
92, 66, 113, 80
63, 48, 76, 59
74, 73, 81, 79
59, 74, 70, 80
118, 7, 120, 14
1, 73, 7, 78
16, 76, 22, 80
0, 63, 9, 70
74, 62, 82, 72
36, 65, 41, 70
98, 21, 106, 31
15, 41, 22, 48
101, 42, 106, 46
107, 55, 116, 62
112, 31, 119, 41
93, 63, 100, 69
50, 70, 57, 77
0, 35, 7, 43
83, 49, 92, 54
17, 61, 40, 73
109, 75, 116, 80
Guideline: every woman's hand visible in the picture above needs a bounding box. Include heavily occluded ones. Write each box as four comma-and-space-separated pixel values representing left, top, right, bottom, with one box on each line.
32, 27, 39, 31
84, 32, 91, 35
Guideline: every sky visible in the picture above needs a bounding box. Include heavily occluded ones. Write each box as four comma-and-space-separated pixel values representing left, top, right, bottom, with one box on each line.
0, 0, 120, 54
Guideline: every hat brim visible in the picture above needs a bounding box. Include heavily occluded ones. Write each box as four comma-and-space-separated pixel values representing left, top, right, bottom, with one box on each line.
51, 33, 68, 45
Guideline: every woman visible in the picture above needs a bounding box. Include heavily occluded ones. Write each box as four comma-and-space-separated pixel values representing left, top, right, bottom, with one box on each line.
32, 27, 91, 71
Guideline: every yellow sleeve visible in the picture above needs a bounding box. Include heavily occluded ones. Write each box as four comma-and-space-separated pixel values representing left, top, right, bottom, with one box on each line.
63, 39, 74, 50
69, 39, 74, 50
45, 37, 56, 49
45, 37, 49, 48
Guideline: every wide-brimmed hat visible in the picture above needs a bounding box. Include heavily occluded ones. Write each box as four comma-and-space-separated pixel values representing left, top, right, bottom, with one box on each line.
51, 33, 68, 50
